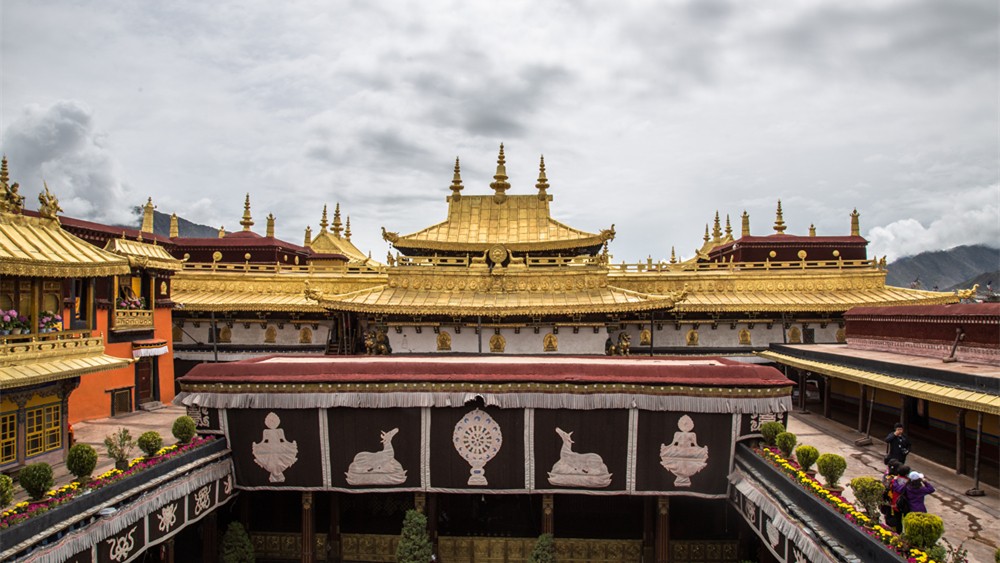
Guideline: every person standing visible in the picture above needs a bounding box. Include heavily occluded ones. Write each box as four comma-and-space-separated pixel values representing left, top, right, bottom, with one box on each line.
885, 464, 910, 532
885, 423, 911, 464
903, 471, 935, 514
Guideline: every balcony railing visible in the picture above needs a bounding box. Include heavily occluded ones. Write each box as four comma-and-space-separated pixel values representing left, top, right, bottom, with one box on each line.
0, 330, 105, 366
112, 308, 155, 332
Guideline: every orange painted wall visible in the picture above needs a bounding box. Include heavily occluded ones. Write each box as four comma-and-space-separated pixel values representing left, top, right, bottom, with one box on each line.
68, 307, 176, 424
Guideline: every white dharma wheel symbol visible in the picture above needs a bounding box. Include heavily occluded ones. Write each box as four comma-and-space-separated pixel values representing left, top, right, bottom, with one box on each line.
453, 408, 503, 486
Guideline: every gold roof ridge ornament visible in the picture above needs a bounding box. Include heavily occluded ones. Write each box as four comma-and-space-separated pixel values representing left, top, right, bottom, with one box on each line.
266, 213, 275, 238
490, 143, 510, 204
333, 203, 343, 238
141, 197, 156, 233
712, 211, 722, 242
344, 216, 351, 241
536, 155, 550, 201
741, 210, 750, 237
38, 180, 63, 222
850, 208, 861, 236
449, 157, 463, 201
304, 225, 312, 245
0, 155, 25, 214
319, 205, 329, 232
240, 193, 254, 231
773, 200, 787, 234
169, 213, 179, 238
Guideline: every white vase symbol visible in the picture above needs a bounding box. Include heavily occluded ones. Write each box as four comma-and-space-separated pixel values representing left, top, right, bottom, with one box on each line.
547, 428, 612, 488
453, 408, 502, 486
252, 412, 299, 483
659, 414, 708, 487
345, 428, 407, 485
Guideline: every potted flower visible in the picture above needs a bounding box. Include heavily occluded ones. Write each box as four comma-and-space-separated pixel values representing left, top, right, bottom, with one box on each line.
0, 309, 13, 335
104, 427, 136, 471
13, 314, 29, 334
38, 311, 62, 333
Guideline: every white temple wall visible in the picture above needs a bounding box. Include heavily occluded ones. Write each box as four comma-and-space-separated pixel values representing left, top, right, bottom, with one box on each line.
171, 320, 331, 346
388, 326, 608, 354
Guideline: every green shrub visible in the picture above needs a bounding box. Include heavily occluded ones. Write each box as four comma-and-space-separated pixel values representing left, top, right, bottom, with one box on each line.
849, 476, 885, 522
396, 509, 432, 563
104, 427, 136, 469
172, 415, 197, 444
137, 431, 164, 457
0, 474, 13, 507
775, 431, 797, 458
221, 521, 255, 563
759, 421, 785, 446
902, 512, 944, 549
795, 445, 819, 472
816, 453, 847, 488
19, 462, 54, 501
994, 546, 999, 563
67, 443, 98, 482
530, 533, 555, 563
927, 544, 947, 563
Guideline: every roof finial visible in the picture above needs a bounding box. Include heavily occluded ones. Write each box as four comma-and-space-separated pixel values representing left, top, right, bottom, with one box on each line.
490, 143, 510, 204
332, 203, 343, 238
218, 225, 226, 238
725, 214, 732, 238
345, 216, 352, 241
169, 213, 179, 238
712, 211, 722, 242
240, 193, 254, 231
0, 155, 8, 187
741, 210, 750, 237
850, 208, 860, 236
449, 157, 464, 200
535, 155, 549, 200
670, 246, 677, 264
141, 197, 155, 234
319, 205, 329, 232
773, 200, 787, 233
703, 224, 710, 243
809, 224, 816, 237
304, 225, 312, 245
266, 213, 275, 238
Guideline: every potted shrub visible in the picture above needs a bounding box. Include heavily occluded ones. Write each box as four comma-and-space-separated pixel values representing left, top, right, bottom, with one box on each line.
172, 415, 197, 445
221, 521, 255, 563
19, 462, 54, 501
815, 453, 847, 491
530, 533, 555, 563
774, 431, 797, 459
759, 421, 785, 446
901, 512, 944, 550
104, 427, 136, 470
0, 474, 13, 507
849, 476, 885, 524
396, 509, 432, 563
795, 445, 819, 475
67, 443, 99, 484
137, 431, 164, 458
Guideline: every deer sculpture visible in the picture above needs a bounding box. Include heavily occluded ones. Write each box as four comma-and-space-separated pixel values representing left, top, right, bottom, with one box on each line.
548, 427, 612, 487
346, 427, 406, 485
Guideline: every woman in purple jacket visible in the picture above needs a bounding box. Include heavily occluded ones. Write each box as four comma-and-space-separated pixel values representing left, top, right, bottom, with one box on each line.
903, 471, 935, 513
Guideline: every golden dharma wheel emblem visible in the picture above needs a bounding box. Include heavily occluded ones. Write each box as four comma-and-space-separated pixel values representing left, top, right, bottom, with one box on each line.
488, 245, 508, 264
212, 251, 223, 262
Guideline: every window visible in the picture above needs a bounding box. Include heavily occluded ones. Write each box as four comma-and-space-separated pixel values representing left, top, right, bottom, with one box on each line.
26, 404, 61, 457
0, 412, 15, 464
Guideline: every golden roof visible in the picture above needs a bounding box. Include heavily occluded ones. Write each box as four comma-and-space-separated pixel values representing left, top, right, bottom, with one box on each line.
672, 286, 955, 313
171, 290, 327, 313
0, 334, 133, 390
758, 350, 1000, 415
0, 211, 130, 278
308, 230, 370, 263
104, 237, 184, 272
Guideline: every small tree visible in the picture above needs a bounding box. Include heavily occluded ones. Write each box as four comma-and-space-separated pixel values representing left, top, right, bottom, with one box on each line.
67, 443, 99, 483
221, 521, 255, 563
530, 533, 556, 563
396, 509, 432, 563
795, 445, 819, 473
20, 462, 54, 501
137, 431, 164, 458
816, 453, 847, 489
172, 415, 197, 444
849, 476, 885, 523
0, 474, 13, 507
104, 427, 136, 470
775, 432, 797, 458
759, 421, 785, 446
902, 513, 944, 550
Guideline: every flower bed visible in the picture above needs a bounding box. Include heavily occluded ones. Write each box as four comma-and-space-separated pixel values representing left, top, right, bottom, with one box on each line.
756, 446, 945, 563
1, 437, 217, 532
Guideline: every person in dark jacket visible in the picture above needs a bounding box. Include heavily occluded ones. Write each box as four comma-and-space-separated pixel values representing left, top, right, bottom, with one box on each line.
903, 471, 935, 514
885, 423, 911, 464
884, 464, 911, 532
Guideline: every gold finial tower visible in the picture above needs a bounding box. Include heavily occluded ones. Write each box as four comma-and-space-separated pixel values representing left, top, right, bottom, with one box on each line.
0, 155, 8, 187
850, 208, 860, 236
218, 226, 226, 238
169, 213, 179, 238
240, 193, 254, 231
773, 200, 787, 233
266, 213, 275, 238
333, 203, 343, 238
449, 157, 463, 201
490, 143, 510, 204
712, 211, 722, 242
345, 217, 352, 241
536, 155, 549, 200
670, 246, 677, 264
741, 210, 750, 237
703, 224, 710, 243
304, 226, 312, 245
809, 224, 816, 237
725, 214, 732, 238
319, 205, 329, 232
141, 197, 156, 234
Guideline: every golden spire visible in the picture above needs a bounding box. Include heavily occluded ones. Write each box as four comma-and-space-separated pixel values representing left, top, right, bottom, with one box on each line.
490, 143, 510, 204
725, 214, 732, 238
141, 197, 155, 234
712, 211, 722, 242
703, 224, 710, 243
304, 225, 312, 245
670, 246, 677, 264
319, 205, 329, 231
741, 210, 750, 237
535, 155, 549, 200
0, 155, 8, 187
809, 224, 816, 237
850, 208, 860, 236
266, 213, 275, 238
169, 213, 179, 238
240, 193, 254, 231
345, 217, 352, 241
332, 203, 343, 238
449, 157, 463, 200
773, 200, 787, 233
218, 225, 226, 238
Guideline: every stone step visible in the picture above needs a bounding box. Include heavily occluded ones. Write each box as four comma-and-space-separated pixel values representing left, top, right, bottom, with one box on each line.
139, 401, 166, 411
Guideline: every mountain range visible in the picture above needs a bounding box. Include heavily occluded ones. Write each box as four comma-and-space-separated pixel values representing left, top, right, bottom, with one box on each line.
885, 244, 999, 292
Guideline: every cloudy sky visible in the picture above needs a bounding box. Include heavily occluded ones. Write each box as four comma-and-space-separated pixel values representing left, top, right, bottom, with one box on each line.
1, 0, 997, 262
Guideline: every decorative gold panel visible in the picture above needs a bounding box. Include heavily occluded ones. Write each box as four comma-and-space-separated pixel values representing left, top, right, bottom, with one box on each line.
341, 533, 398, 562
435, 537, 641, 563
112, 309, 154, 332
669, 540, 738, 563
250, 532, 328, 561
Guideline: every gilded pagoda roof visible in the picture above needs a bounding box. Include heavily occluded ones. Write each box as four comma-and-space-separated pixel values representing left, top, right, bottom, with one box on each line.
171, 290, 327, 313
0, 334, 133, 390
0, 211, 130, 278
308, 230, 370, 263
104, 237, 184, 272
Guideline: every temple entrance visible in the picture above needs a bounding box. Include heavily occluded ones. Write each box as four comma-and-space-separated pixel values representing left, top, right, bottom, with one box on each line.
134, 357, 156, 405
